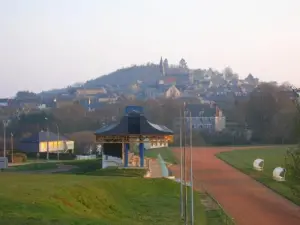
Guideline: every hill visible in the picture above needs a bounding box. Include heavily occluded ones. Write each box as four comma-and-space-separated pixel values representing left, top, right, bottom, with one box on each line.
0, 173, 206, 225
40, 64, 162, 95
84, 64, 161, 87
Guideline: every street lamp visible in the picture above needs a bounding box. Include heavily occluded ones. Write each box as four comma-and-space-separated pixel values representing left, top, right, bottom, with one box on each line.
11, 133, 14, 163
2, 120, 9, 158
45, 117, 49, 160
55, 123, 60, 160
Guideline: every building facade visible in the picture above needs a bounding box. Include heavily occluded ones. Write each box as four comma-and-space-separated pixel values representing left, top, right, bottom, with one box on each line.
19, 131, 74, 153
174, 103, 226, 132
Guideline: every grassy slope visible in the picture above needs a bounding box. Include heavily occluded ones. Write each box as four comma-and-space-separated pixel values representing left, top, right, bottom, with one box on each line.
217, 147, 300, 205
144, 147, 178, 164
0, 173, 206, 225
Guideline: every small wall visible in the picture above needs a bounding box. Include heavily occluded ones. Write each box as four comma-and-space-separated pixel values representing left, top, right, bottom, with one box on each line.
157, 154, 169, 177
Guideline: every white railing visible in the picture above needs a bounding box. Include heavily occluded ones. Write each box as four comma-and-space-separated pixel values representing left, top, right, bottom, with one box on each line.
102, 155, 122, 168
76, 155, 97, 160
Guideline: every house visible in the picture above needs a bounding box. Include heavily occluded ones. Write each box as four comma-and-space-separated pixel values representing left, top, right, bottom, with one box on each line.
0, 98, 9, 107
18, 131, 74, 153
145, 87, 159, 99
165, 85, 181, 98
174, 103, 226, 132
75, 88, 107, 97
54, 95, 74, 108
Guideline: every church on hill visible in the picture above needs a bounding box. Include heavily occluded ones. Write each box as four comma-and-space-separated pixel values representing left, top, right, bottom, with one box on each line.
158, 57, 193, 85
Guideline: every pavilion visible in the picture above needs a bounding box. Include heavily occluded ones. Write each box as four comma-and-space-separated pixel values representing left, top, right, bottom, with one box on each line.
94, 106, 174, 168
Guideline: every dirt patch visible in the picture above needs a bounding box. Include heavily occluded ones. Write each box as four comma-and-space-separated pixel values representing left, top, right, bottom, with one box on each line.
171, 147, 300, 225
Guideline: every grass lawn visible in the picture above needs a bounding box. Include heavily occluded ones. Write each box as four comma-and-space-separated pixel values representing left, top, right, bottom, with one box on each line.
6, 159, 102, 172
6, 161, 59, 171
0, 172, 207, 225
144, 147, 178, 164
217, 147, 300, 205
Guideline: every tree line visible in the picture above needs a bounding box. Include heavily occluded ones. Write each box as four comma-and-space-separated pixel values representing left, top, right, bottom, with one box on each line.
1, 82, 300, 150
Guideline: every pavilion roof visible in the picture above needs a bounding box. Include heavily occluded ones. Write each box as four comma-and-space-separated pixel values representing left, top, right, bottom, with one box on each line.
95, 111, 173, 136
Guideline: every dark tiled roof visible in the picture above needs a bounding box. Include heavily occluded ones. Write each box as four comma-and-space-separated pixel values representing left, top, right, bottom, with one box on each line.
20, 131, 70, 143
95, 111, 173, 135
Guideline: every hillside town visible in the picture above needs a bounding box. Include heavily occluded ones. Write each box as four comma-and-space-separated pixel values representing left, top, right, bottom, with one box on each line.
1, 58, 299, 145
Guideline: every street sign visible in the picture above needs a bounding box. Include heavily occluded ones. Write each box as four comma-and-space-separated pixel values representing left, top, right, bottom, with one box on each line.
0, 157, 8, 169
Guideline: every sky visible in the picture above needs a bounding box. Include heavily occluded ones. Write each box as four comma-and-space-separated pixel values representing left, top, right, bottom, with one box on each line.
0, 0, 300, 97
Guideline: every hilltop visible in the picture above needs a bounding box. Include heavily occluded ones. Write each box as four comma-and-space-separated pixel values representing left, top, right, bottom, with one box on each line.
40, 58, 259, 95
42, 63, 162, 94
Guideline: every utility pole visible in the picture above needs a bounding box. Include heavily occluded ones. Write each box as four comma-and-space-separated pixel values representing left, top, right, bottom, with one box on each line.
47, 127, 49, 160
190, 111, 194, 225
45, 117, 49, 160
3, 120, 9, 158
180, 106, 183, 219
183, 102, 188, 224
11, 133, 14, 164
55, 124, 60, 160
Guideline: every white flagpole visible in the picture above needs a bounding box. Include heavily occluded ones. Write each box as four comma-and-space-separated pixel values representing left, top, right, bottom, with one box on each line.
190, 111, 194, 224
183, 102, 188, 224
180, 107, 184, 218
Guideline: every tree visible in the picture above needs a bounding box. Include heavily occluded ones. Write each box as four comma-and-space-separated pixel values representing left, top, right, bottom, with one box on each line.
223, 66, 237, 81
285, 95, 300, 200
15, 91, 38, 99
163, 58, 169, 71
179, 58, 188, 69
67, 86, 77, 95
159, 57, 165, 76
245, 83, 297, 143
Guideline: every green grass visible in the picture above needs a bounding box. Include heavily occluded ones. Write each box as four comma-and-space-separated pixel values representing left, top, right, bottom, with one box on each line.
6, 162, 59, 171
217, 147, 300, 205
6, 159, 102, 172
0, 173, 207, 225
144, 147, 178, 164
86, 167, 147, 177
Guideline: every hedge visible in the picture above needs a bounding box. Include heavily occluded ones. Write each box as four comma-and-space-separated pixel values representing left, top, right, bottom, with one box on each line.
25, 152, 76, 160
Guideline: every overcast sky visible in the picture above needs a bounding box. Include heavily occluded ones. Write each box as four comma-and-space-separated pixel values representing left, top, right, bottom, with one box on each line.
1, 0, 300, 97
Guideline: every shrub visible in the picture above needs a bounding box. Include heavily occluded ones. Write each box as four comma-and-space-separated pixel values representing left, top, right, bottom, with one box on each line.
8, 153, 27, 163
25, 152, 76, 160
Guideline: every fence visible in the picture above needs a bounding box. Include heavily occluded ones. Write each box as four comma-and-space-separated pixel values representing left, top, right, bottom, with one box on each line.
76, 154, 97, 160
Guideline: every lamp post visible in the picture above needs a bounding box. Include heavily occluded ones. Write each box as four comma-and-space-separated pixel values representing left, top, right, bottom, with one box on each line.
182, 102, 188, 224
45, 117, 49, 160
189, 111, 194, 225
55, 123, 60, 160
2, 120, 9, 158
179, 107, 184, 219
11, 133, 14, 164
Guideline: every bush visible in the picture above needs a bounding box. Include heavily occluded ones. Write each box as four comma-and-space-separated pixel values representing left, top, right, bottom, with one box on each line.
8, 153, 27, 163
25, 152, 76, 160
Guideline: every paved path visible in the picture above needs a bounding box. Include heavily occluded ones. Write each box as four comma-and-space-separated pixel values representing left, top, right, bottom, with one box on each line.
171, 147, 300, 225
148, 159, 163, 178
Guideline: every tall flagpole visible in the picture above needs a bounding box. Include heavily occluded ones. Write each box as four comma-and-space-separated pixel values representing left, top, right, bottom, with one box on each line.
190, 111, 194, 225
180, 106, 184, 219
183, 102, 188, 224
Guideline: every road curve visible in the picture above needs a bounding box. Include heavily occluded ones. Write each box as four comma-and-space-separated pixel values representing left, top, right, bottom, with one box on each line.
171, 147, 300, 225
